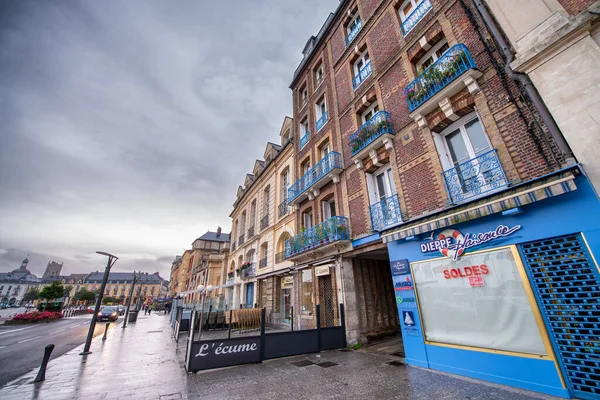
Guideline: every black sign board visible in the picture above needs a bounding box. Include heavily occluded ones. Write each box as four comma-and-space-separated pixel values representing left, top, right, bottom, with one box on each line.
391, 259, 410, 276
189, 336, 261, 372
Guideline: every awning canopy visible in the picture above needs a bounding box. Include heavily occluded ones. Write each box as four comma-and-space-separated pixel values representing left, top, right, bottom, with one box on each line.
382, 170, 577, 244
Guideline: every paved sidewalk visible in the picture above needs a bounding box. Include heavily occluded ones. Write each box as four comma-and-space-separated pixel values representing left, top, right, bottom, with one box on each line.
0, 314, 563, 400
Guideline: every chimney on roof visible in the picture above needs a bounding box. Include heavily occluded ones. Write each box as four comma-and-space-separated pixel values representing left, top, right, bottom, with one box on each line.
217, 226, 222, 237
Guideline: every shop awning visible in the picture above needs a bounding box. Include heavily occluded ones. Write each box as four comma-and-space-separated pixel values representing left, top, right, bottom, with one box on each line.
382, 170, 577, 243
256, 268, 291, 279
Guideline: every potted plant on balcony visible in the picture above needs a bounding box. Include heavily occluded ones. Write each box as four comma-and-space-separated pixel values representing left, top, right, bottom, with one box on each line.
227, 271, 234, 279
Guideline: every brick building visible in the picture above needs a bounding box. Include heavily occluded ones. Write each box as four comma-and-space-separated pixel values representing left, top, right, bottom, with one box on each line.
284, 0, 600, 398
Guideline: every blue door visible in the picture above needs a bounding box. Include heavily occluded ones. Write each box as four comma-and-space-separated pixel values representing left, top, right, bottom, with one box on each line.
519, 234, 600, 400
245, 283, 254, 308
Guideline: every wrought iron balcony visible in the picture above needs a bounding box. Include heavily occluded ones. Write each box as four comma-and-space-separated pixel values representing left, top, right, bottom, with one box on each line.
259, 257, 267, 269
345, 19, 362, 47
247, 225, 255, 239
287, 151, 343, 205
238, 233, 245, 246
405, 44, 476, 112
285, 216, 350, 259
369, 194, 403, 232
350, 111, 394, 159
241, 263, 256, 279
260, 214, 269, 230
352, 61, 372, 90
401, 0, 432, 36
442, 149, 508, 204
278, 200, 289, 218
300, 131, 310, 149
316, 111, 328, 132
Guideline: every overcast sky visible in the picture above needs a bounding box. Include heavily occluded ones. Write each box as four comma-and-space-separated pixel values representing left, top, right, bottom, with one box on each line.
0, 0, 339, 278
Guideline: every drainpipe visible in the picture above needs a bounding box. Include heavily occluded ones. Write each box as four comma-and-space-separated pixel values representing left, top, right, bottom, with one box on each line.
472, 0, 576, 165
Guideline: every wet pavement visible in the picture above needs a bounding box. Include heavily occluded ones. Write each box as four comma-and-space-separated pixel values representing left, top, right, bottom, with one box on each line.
0, 313, 563, 400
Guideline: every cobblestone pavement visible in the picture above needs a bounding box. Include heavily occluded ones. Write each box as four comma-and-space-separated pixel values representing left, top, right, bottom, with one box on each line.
0, 314, 563, 400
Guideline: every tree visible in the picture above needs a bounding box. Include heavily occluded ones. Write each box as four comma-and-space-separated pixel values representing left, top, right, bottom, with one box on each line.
38, 281, 65, 301
63, 285, 73, 298
102, 297, 115, 304
74, 289, 96, 305
22, 289, 39, 302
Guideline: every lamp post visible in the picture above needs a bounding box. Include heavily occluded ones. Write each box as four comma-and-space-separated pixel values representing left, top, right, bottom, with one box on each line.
196, 285, 214, 341
122, 271, 141, 329
80, 251, 118, 355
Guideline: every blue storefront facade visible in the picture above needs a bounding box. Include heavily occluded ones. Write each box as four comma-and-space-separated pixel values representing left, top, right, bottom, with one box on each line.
382, 168, 600, 399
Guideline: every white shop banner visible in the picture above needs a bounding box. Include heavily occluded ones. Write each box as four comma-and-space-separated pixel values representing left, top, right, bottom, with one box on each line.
412, 247, 547, 355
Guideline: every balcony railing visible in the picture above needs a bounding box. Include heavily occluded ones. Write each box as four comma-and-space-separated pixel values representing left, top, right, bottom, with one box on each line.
401, 0, 432, 36
442, 149, 508, 204
316, 111, 328, 132
238, 233, 245, 246
370, 194, 403, 232
300, 131, 310, 149
278, 200, 289, 218
285, 216, 350, 258
345, 19, 363, 47
275, 251, 286, 264
248, 225, 255, 239
350, 111, 394, 156
288, 151, 343, 204
260, 214, 269, 230
241, 263, 256, 279
352, 61, 372, 90
259, 257, 268, 269
405, 44, 476, 112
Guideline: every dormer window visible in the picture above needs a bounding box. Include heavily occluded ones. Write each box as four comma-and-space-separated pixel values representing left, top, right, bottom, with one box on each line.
314, 64, 324, 88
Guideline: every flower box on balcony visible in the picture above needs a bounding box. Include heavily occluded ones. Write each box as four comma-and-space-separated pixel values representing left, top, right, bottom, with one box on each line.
405, 44, 482, 127
350, 111, 395, 168
284, 216, 352, 261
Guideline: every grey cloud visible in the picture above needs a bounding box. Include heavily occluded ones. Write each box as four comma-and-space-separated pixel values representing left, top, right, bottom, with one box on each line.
0, 0, 339, 278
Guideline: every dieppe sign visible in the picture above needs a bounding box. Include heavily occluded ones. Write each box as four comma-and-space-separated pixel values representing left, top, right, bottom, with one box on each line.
420, 224, 521, 260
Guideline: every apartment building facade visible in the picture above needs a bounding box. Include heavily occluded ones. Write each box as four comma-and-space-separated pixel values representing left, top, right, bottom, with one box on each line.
227, 119, 296, 315
286, 0, 600, 398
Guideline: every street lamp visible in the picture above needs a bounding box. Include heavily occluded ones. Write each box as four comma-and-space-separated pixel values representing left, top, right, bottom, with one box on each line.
80, 251, 118, 355
122, 271, 141, 329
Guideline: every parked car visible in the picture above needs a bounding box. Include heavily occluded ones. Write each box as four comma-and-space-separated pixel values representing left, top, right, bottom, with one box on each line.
117, 305, 125, 315
97, 306, 119, 322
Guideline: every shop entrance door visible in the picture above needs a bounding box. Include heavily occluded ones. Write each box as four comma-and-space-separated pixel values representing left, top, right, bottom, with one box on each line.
245, 283, 254, 308
318, 275, 335, 327
519, 234, 600, 400
281, 288, 292, 325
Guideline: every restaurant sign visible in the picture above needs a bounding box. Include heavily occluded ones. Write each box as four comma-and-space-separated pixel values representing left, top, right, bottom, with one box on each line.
420, 225, 521, 260
189, 337, 261, 371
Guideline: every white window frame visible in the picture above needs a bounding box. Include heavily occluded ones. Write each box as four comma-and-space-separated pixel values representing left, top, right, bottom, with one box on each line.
300, 120, 309, 137
361, 102, 380, 124
416, 38, 449, 72
354, 50, 370, 78
301, 159, 311, 175
320, 141, 331, 159
315, 65, 324, 88
300, 87, 308, 106
250, 201, 256, 228
346, 11, 361, 36
398, 0, 423, 22
316, 98, 327, 121
322, 198, 336, 220
302, 210, 314, 229
366, 164, 397, 205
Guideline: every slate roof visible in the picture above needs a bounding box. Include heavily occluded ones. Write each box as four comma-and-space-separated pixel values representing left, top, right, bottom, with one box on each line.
86, 272, 166, 283
196, 231, 231, 243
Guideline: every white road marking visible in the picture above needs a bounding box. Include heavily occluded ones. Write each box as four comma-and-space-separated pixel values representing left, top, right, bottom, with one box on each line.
0, 346, 6, 349
52, 329, 65, 333
71, 324, 82, 329
0, 326, 35, 335
17, 336, 41, 344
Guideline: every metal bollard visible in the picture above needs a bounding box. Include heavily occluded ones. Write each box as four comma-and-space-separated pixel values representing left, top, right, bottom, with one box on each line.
102, 322, 110, 341
34, 344, 55, 383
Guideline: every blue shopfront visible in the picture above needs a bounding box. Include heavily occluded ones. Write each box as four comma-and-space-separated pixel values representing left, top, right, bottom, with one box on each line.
382, 169, 600, 399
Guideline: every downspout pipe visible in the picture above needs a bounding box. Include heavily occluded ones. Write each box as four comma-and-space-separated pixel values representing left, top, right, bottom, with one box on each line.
472, 0, 576, 165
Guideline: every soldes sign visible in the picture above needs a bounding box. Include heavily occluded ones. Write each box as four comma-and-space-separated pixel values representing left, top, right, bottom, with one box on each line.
420, 225, 521, 260
443, 264, 489, 279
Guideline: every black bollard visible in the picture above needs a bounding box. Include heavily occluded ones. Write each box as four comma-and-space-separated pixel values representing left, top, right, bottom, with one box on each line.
34, 344, 55, 383
102, 322, 110, 341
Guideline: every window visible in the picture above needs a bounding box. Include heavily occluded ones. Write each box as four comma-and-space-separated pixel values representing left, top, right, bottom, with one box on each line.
398, 0, 427, 23
347, 10, 361, 36
319, 140, 331, 159
301, 269, 314, 316
322, 198, 336, 220
301, 159, 311, 175
241, 211, 247, 233
361, 102, 380, 124
302, 210, 313, 229
411, 247, 547, 355
314, 64, 324, 88
281, 168, 290, 202
316, 98, 327, 121
250, 200, 257, 228
300, 86, 308, 107
367, 165, 396, 204
441, 113, 491, 167
416, 39, 449, 74
354, 50, 370, 78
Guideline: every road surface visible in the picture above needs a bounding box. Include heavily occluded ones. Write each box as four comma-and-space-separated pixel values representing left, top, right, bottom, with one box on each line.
0, 315, 117, 387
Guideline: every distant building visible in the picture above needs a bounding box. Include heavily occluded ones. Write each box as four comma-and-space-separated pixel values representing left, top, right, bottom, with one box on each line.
42, 261, 63, 279
0, 256, 41, 306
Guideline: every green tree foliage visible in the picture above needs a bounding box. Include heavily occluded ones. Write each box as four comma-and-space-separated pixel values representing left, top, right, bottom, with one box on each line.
38, 281, 65, 301
102, 297, 115, 304
73, 289, 96, 304
22, 289, 39, 302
